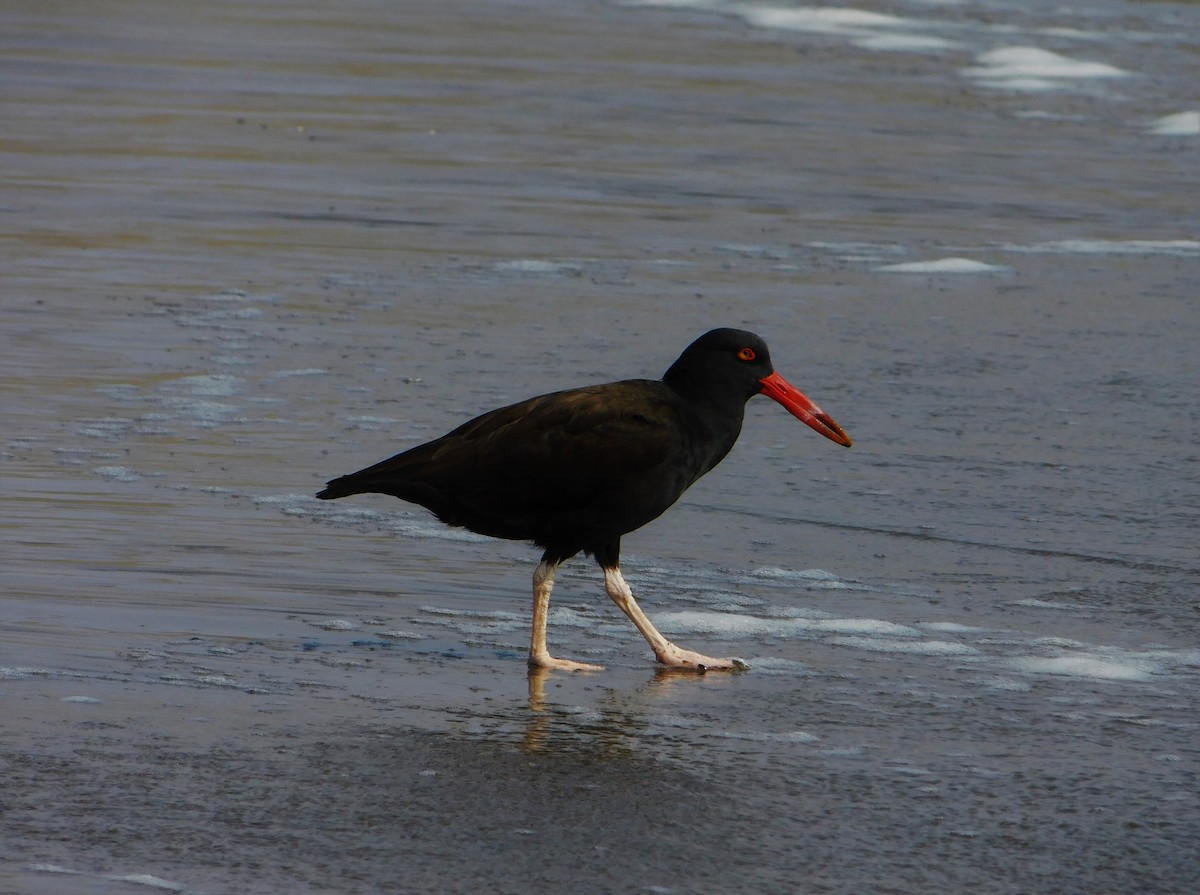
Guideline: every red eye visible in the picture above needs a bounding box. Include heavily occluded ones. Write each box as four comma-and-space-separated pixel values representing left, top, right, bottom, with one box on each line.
737, 347, 757, 361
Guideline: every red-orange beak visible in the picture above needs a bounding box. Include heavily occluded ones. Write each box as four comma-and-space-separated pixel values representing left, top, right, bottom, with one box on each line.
758, 371, 852, 447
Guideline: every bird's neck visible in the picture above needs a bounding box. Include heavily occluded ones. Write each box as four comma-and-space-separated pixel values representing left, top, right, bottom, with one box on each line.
662, 362, 755, 415
660, 373, 748, 474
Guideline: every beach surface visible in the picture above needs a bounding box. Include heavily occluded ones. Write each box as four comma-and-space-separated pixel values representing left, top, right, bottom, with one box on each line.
3, 0, 1199, 892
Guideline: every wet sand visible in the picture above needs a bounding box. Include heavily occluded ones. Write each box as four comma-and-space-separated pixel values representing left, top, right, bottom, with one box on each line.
4, 0, 1199, 892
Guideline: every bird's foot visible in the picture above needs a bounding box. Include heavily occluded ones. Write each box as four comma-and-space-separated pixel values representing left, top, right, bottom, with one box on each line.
655, 644, 749, 672
528, 653, 604, 672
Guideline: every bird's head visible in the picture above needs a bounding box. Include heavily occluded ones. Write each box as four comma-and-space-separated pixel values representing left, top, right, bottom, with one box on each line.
665, 328, 852, 447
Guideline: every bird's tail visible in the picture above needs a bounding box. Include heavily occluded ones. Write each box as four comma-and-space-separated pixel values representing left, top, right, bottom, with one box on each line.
316, 471, 434, 504
316, 476, 367, 500
317, 443, 440, 502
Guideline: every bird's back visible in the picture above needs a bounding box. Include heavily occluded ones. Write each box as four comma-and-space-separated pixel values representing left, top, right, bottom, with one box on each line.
317, 379, 738, 554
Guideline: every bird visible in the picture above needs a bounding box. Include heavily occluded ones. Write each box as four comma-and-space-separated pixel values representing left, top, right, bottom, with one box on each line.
317, 328, 851, 672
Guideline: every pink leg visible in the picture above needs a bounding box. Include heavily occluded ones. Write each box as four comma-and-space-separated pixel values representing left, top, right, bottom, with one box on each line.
528, 559, 604, 672
603, 567, 747, 671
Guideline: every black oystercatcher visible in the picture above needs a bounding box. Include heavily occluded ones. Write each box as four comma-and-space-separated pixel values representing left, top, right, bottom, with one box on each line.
317, 328, 851, 672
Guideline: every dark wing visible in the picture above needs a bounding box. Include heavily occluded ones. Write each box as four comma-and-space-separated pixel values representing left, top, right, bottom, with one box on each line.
318, 380, 686, 544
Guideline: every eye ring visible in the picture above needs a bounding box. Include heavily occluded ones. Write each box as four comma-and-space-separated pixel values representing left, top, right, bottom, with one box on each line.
737, 347, 757, 361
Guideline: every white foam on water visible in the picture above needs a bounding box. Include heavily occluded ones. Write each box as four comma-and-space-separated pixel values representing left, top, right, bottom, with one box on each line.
162, 397, 241, 425
740, 655, 811, 675
418, 605, 465, 617
621, 0, 717, 7
715, 242, 785, 258
856, 32, 956, 52
627, 2, 958, 51
740, 567, 866, 591
1010, 597, 1082, 611
174, 306, 263, 328
197, 289, 248, 301
818, 745, 868, 757
77, 417, 135, 439
304, 618, 359, 631
1010, 655, 1157, 681
1003, 238, 1200, 256
710, 728, 821, 744
424, 617, 525, 636
1009, 645, 1200, 682
830, 636, 979, 655
1034, 25, 1102, 40
95, 383, 141, 399
186, 304, 264, 319
967, 675, 1034, 692
809, 241, 908, 266
2, 667, 47, 679
212, 354, 254, 367
920, 621, 994, 634
876, 257, 1007, 273
657, 611, 779, 636
656, 610, 924, 639
736, 5, 958, 52
172, 374, 241, 397
345, 415, 403, 429
547, 606, 610, 630
93, 465, 142, 483
744, 6, 908, 31
963, 46, 1129, 91
651, 713, 704, 730
30, 865, 191, 892
746, 568, 849, 588
1100, 712, 1168, 728
378, 629, 425, 640
193, 674, 239, 687
1146, 110, 1200, 136
1013, 109, 1086, 122
749, 566, 839, 581
61, 695, 103, 703
413, 607, 530, 638
1032, 636, 1088, 649
493, 259, 581, 274
106, 873, 193, 892
416, 607, 524, 625
272, 367, 328, 377
811, 618, 921, 637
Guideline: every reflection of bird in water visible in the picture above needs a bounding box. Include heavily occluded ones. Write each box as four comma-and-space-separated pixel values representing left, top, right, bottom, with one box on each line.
319, 328, 851, 672
522, 665, 742, 755
521, 666, 638, 756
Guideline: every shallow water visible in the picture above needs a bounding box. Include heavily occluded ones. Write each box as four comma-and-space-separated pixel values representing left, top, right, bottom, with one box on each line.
3, 0, 1199, 892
